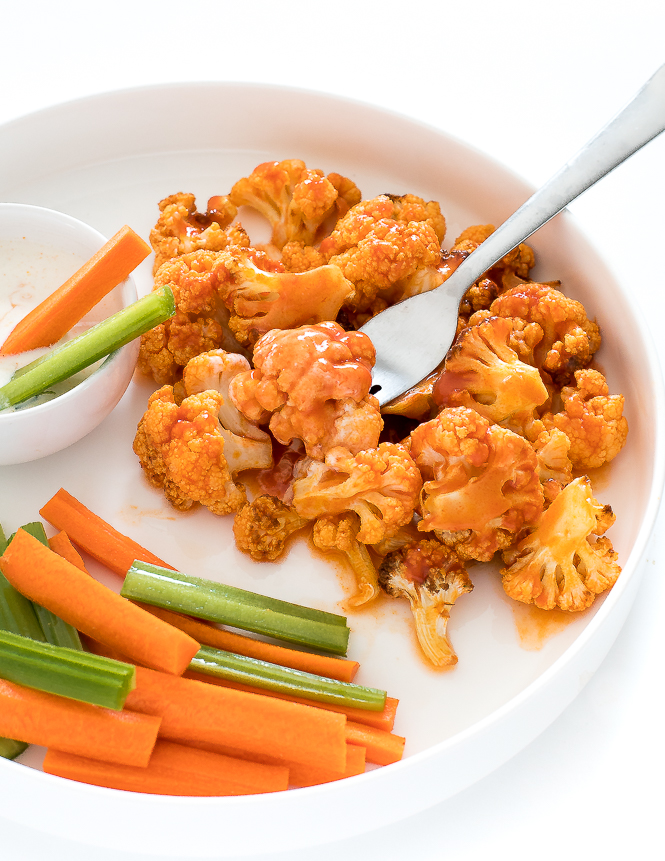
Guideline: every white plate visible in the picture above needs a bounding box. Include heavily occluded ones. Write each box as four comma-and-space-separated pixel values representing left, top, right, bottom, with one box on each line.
0, 83, 663, 858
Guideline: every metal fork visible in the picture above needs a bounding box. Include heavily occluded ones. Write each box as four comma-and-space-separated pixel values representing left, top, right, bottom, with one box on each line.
360, 63, 665, 407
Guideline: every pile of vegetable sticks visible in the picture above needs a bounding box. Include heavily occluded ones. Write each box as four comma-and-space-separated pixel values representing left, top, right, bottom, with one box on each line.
0, 489, 405, 796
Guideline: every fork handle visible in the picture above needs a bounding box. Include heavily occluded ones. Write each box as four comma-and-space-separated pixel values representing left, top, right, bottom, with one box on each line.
452, 63, 665, 286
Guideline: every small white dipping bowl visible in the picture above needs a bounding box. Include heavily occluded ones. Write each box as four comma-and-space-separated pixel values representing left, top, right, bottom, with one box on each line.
0, 204, 139, 465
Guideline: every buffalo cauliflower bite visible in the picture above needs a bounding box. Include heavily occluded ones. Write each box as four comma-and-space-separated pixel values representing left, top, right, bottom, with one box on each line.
452, 224, 535, 283
149, 192, 245, 273
220, 254, 353, 346
484, 281, 601, 384
327, 219, 445, 323
501, 476, 620, 611
312, 513, 381, 607
409, 407, 544, 561
378, 538, 473, 667
134, 352, 273, 515
228, 321, 382, 459
291, 443, 422, 545
432, 316, 549, 440
233, 494, 311, 562
320, 193, 446, 258
229, 159, 361, 250
137, 250, 249, 385
541, 368, 628, 469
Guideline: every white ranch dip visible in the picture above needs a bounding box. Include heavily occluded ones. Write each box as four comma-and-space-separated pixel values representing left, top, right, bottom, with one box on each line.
0, 238, 93, 403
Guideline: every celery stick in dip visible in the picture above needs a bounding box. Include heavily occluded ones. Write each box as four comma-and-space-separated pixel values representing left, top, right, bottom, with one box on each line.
0, 238, 100, 407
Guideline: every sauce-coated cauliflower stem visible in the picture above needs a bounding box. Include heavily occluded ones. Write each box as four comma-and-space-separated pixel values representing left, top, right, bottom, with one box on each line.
378, 539, 473, 668
132, 158, 630, 670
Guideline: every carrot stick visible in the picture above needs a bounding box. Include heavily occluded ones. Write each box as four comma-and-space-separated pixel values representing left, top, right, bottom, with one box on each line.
184, 670, 399, 732
137, 603, 359, 682
346, 720, 405, 765
43, 739, 289, 796
49, 531, 88, 572
40, 488, 173, 576
0, 225, 151, 355
119, 664, 348, 773
0, 678, 160, 766
0, 529, 199, 675
181, 738, 366, 787
288, 743, 366, 787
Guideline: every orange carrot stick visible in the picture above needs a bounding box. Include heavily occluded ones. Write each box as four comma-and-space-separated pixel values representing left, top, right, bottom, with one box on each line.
0, 529, 199, 675
181, 738, 366, 788
0, 678, 160, 766
0, 225, 151, 355
288, 743, 366, 787
49, 530, 88, 572
184, 670, 399, 732
346, 720, 405, 765
43, 739, 289, 796
40, 488, 173, 576
138, 603, 360, 683
121, 664, 348, 773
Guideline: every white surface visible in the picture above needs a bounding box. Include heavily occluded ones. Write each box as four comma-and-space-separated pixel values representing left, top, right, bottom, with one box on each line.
1, 2, 664, 859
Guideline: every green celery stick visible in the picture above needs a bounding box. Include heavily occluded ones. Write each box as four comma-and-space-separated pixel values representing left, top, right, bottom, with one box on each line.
0, 629, 136, 710
122, 561, 350, 656
190, 645, 386, 710
0, 738, 28, 760
0, 524, 46, 641
15, 523, 82, 650
0, 286, 175, 410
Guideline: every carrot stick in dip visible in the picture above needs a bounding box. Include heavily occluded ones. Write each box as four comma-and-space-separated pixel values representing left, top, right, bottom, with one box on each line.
0, 226, 151, 355
40, 488, 173, 576
43, 739, 289, 796
0, 678, 160, 767
0, 529, 199, 675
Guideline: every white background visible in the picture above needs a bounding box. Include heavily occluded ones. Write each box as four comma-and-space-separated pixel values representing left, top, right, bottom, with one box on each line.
1, 2, 664, 859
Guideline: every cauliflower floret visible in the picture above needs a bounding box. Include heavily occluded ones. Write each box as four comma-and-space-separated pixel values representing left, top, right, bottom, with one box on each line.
378, 538, 473, 668
453, 224, 535, 283
221, 254, 353, 347
541, 368, 628, 469
281, 241, 326, 272
134, 353, 273, 515
312, 513, 380, 607
432, 316, 549, 440
320, 193, 446, 258
229, 159, 361, 250
501, 476, 620, 611
484, 281, 601, 384
291, 443, 422, 545
409, 407, 544, 561
149, 192, 245, 273
233, 494, 310, 562
327, 219, 445, 322
229, 322, 382, 459
137, 250, 249, 385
